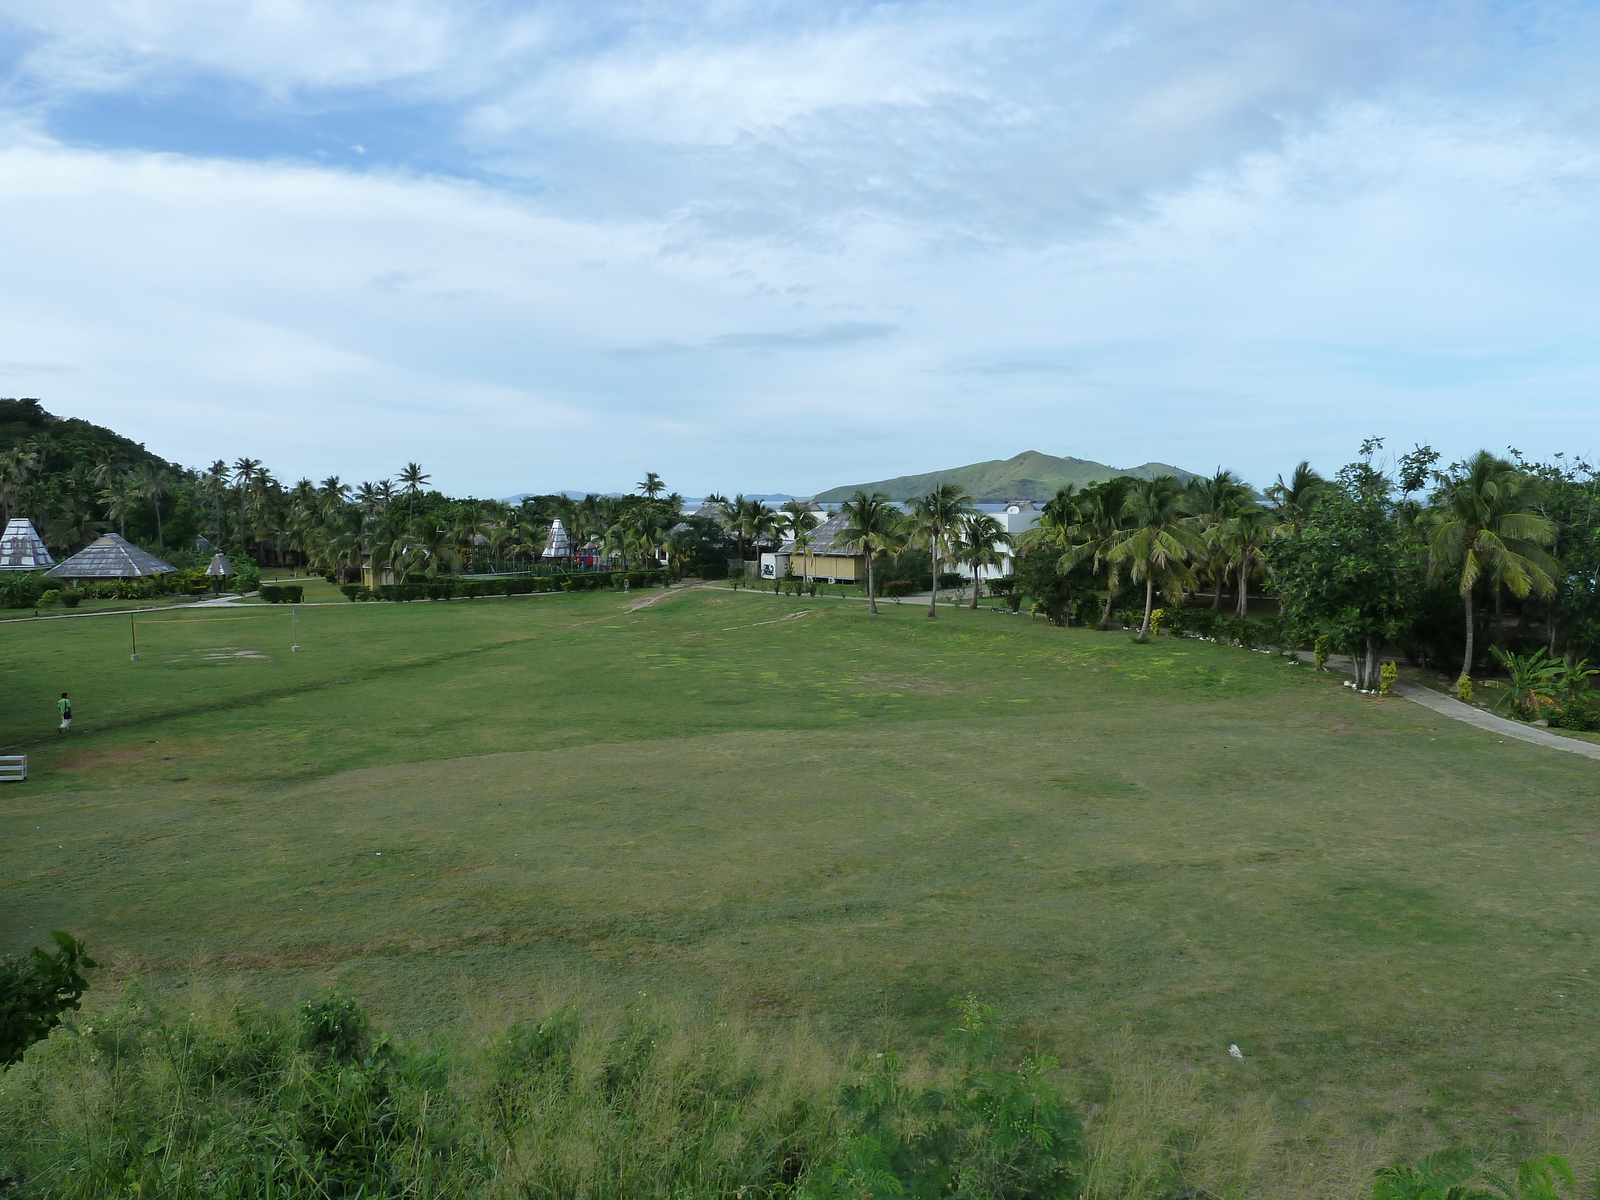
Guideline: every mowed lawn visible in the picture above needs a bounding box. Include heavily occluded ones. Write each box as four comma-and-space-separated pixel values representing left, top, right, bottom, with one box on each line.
4, 585, 1600, 1143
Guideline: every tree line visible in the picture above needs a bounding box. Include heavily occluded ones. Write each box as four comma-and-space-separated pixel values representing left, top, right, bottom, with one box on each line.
830, 440, 1600, 697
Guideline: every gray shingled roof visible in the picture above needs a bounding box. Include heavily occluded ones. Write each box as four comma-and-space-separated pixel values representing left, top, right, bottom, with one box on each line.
0, 518, 53, 571
781, 511, 861, 556
46, 533, 176, 579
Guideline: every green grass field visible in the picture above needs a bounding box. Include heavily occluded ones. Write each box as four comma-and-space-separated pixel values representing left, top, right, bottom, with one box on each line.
4, 583, 1599, 1169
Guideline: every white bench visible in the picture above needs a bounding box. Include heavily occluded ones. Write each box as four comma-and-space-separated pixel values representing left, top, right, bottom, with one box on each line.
0, 756, 26, 782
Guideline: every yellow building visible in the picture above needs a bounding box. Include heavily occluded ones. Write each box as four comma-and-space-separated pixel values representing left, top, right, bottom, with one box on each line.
780, 512, 865, 583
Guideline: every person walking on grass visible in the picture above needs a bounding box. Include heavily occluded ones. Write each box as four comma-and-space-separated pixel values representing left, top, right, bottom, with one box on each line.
57, 692, 71, 733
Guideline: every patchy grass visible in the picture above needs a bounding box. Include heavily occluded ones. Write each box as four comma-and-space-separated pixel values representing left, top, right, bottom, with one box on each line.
4, 584, 1600, 1170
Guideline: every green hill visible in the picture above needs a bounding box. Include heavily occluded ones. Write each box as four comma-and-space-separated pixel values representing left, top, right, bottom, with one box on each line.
813, 450, 1194, 502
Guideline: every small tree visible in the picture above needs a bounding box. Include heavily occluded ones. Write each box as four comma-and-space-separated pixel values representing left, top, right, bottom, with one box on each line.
1, 932, 97, 1065
1266, 464, 1423, 690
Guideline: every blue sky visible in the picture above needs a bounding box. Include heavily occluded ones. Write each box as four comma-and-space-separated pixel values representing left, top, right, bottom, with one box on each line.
0, 1, 1597, 497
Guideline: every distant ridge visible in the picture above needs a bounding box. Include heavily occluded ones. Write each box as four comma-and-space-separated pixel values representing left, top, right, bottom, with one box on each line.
813, 451, 1195, 503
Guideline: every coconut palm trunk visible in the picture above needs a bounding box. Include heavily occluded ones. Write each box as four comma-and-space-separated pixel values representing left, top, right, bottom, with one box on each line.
1235, 553, 1250, 618
928, 544, 939, 618
1462, 586, 1475, 682
1140, 576, 1156, 636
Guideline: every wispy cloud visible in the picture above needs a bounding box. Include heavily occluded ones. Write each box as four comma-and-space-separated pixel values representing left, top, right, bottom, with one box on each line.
710, 322, 897, 352
0, 3, 1596, 494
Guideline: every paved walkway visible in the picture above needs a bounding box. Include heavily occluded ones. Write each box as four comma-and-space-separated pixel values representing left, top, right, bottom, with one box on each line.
1309, 651, 1600, 763
1389, 678, 1600, 761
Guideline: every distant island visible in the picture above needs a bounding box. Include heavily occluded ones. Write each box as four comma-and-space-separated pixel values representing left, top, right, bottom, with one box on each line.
813, 450, 1195, 503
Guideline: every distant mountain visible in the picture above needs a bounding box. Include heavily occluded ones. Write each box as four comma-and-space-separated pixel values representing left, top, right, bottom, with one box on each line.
813, 451, 1195, 503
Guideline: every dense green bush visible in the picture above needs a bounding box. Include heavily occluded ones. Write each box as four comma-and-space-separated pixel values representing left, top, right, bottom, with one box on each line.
258, 584, 304, 603
169, 568, 213, 596
0, 987, 1084, 1200
1, 933, 97, 1066
882, 579, 915, 599
340, 583, 372, 601
365, 571, 670, 603
0, 571, 46, 608
1552, 696, 1600, 732
1160, 606, 1299, 650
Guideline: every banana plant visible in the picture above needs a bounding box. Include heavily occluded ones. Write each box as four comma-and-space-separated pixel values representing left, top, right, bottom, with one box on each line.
1487, 646, 1562, 720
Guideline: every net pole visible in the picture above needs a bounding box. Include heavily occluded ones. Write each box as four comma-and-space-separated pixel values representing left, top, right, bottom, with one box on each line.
291, 604, 300, 653
130, 613, 139, 661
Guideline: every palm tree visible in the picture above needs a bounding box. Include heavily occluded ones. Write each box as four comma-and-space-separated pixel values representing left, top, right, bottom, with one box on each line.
637, 471, 665, 499
730, 496, 778, 567
318, 476, 351, 519
1103, 476, 1203, 637
1265, 461, 1328, 537
1187, 469, 1252, 609
48, 497, 106, 553
1218, 503, 1275, 618
1427, 451, 1559, 686
199, 460, 230, 544
778, 502, 820, 577
959, 512, 1012, 608
1060, 476, 1136, 628
399, 463, 430, 522
396, 517, 461, 581
836, 491, 899, 613
88, 448, 122, 491
133, 462, 173, 549
98, 475, 137, 539
0, 443, 41, 524
900, 484, 977, 619
231, 457, 261, 551
791, 527, 816, 587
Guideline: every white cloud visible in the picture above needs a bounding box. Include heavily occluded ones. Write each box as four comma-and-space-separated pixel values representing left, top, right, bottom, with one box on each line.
0, 2, 1598, 494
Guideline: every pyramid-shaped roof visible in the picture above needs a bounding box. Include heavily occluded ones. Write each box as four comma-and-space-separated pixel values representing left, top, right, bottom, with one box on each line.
0, 518, 53, 571
542, 518, 572, 558
46, 533, 176, 580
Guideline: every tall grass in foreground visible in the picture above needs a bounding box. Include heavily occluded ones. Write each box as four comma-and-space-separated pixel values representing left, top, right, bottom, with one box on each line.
0, 983, 838, 1199
4, 984, 1599, 1199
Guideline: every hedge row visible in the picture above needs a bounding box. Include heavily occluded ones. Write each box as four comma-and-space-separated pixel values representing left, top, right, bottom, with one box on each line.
1157, 605, 1297, 649
259, 584, 304, 603
340, 570, 676, 603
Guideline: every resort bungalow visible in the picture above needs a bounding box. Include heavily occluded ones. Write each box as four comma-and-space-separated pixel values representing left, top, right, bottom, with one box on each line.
0, 518, 53, 572
45, 533, 175, 586
769, 512, 865, 584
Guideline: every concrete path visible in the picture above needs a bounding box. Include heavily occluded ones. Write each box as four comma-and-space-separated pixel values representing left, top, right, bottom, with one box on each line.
1306, 650, 1600, 763
1389, 678, 1600, 761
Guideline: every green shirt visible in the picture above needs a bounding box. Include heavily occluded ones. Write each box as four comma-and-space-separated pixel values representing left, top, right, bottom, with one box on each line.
58, 698, 71, 717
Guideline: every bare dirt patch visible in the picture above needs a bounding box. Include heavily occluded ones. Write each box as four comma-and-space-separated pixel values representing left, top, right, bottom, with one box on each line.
58, 738, 221, 772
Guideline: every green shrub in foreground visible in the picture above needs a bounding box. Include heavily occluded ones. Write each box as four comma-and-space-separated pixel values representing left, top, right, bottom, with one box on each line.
1, 986, 1090, 1200
0, 933, 98, 1066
